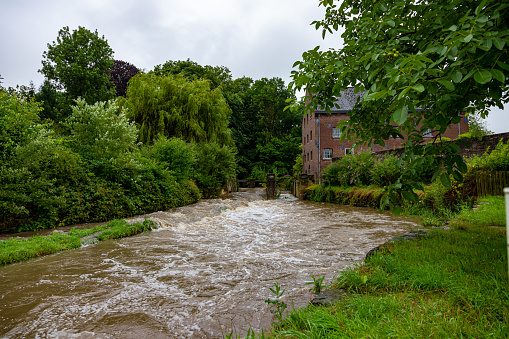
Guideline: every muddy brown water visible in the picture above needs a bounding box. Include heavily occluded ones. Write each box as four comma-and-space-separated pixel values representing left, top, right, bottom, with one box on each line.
0, 188, 419, 338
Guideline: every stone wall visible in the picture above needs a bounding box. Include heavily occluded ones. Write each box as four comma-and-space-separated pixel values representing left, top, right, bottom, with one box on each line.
457, 132, 509, 157
373, 132, 509, 158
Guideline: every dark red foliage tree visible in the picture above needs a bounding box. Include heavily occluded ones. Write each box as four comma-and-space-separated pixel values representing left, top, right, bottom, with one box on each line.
109, 60, 140, 97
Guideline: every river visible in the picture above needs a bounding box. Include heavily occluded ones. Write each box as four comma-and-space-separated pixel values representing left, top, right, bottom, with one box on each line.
0, 188, 419, 338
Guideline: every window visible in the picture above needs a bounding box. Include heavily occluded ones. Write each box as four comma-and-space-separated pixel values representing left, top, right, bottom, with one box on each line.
332, 128, 341, 138
323, 149, 332, 159
345, 148, 354, 155
422, 128, 433, 138
310, 151, 313, 160
310, 131, 313, 140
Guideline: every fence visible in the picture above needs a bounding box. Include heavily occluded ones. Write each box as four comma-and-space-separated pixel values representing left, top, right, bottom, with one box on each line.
476, 171, 509, 197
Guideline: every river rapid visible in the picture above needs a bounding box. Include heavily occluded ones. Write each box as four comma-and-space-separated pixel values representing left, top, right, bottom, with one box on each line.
0, 188, 419, 338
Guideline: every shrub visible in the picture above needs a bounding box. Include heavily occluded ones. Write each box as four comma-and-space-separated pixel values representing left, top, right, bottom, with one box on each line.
194, 142, 237, 198
66, 98, 138, 161
370, 154, 401, 187
145, 136, 197, 183
0, 90, 42, 160
322, 151, 375, 187
469, 138, 509, 171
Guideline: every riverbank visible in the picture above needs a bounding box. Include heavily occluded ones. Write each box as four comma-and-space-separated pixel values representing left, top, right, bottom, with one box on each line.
258, 196, 508, 338
0, 219, 155, 266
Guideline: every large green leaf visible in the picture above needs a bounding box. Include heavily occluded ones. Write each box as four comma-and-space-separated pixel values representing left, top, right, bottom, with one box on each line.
392, 106, 408, 125
440, 173, 451, 188
474, 69, 493, 84
438, 79, 455, 91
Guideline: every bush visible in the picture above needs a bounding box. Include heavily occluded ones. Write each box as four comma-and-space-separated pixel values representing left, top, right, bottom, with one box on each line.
370, 154, 401, 187
0, 90, 42, 160
145, 136, 197, 183
194, 142, 236, 198
468, 138, 509, 171
322, 151, 375, 187
66, 98, 138, 161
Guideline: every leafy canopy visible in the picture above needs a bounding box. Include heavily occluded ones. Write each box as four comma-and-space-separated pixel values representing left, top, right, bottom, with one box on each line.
119, 73, 232, 146
40, 26, 115, 108
109, 60, 140, 97
291, 0, 509, 210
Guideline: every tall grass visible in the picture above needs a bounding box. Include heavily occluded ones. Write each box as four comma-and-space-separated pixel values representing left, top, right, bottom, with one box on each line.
258, 196, 509, 338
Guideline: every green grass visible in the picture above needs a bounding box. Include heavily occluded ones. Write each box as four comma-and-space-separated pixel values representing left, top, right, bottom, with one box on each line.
98, 219, 154, 240
0, 233, 82, 266
0, 219, 155, 266
452, 196, 506, 227
254, 197, 509, 338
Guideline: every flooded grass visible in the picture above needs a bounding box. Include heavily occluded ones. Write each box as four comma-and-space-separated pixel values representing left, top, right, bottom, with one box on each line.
0, 219, 155, 266
260, 196, 509, 338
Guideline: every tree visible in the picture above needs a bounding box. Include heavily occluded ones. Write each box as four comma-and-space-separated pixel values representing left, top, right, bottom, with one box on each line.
109, 60, 140, 97
39, 26, 115, 116
34, 80, 64, 122
0, 90, 42, 161
119, 73, 232, 146
153, 59, 232, 89
466, 113, 493, 139
251, 77, 296, 143
66, 98, 138, 161
291, 0, 509, 210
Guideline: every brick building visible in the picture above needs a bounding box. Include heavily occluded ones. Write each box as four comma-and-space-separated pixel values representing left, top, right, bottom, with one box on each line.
302, 88, 469, 181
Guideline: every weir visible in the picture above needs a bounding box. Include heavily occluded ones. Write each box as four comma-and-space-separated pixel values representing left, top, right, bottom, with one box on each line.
0, 188, 419, 338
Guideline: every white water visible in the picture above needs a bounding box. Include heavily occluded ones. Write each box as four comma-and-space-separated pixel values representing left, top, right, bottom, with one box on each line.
0, 189, 419, 338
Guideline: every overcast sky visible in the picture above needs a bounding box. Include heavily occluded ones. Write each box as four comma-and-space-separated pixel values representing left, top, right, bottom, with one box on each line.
1, 0, 506, 133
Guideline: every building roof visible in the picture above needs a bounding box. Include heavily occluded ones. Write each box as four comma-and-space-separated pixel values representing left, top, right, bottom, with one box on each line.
315, 87, 364, 114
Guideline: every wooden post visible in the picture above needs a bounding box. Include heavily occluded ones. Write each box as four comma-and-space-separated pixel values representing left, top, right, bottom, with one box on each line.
266, 173, 276, 199
299, 173, 308, 200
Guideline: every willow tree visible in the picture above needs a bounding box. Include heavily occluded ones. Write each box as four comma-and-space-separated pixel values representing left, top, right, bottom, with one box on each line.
120, 73, 232, 146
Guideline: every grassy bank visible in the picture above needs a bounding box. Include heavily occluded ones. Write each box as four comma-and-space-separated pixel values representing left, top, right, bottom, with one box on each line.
256, 196, 508, 338
0, 219, 154, 266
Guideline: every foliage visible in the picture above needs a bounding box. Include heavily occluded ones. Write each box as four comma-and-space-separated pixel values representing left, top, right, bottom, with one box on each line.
0, 90, 42, 160
13, 127, 84, 185
34, 80, 65, 122
475, 151, 509, 175
66, 98, 138, 161
256, 136, 301, 176
223, 76, 258, 178
306, 274, 326, 295
251, 77, 297, 143
120, 73, 232, 146
153, 59, 232, 89
193, 142, 236, 198
309, 185, 386, 208
265, 282, 287, 325
144, 136, 197, 183
322, 151, 375, 186
292, 152, 303, 177
40, 26, 115, 117
466, 113, 494, 139
291, 0, 509, 211
109, 60, 140, 97
0, 91, 201, 232
468, 138, 509, 171
370, 154, 402, 187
